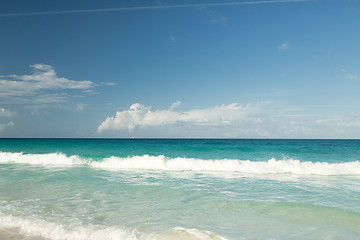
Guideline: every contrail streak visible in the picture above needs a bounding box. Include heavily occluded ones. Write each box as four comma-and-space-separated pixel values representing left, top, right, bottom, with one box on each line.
0, 0, 307, 17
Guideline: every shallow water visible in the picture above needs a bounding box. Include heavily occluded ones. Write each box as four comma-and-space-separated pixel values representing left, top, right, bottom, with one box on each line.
1, 139, 360, 239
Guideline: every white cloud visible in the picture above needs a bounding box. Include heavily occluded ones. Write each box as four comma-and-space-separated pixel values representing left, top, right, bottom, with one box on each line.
100, 82, 116, 86
97, 102, 360, 138
33, 94, 69, 103
0, 108, 15, 117
0, 121, 14, 131
97, 102, 262, 133
316, 116, 360, 127
278, 42, 290, 50
170, 101, 181, 110
0, 64, 94, 102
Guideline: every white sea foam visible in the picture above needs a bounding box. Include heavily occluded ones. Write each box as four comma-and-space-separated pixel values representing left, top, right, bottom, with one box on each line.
93, 155, 360, 175
1, 151, 360, 176
0, 213, 137, 240
0, 213, 226, 240
0, 151, 83, 166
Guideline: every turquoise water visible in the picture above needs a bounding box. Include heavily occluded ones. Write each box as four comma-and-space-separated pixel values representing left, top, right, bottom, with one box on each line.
1, 139, 360, 239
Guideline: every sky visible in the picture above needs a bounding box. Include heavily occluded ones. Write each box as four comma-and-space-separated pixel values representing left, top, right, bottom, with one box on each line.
0, 0, 359, 138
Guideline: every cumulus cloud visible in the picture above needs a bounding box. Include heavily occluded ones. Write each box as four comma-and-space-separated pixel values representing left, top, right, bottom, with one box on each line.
97, 102, 360, 138
0, 64, 94, 102
97, 102, 261, 133
0, 121, 14, 131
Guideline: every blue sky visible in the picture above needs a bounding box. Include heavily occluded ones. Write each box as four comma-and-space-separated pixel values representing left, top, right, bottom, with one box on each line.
0, 0, 359, 138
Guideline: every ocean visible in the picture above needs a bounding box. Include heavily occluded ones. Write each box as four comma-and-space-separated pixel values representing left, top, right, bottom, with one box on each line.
0, 139, 360, 240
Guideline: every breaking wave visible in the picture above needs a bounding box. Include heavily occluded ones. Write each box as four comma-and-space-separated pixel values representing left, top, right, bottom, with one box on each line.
1, 151, 360, 176
0, 213, 226, 240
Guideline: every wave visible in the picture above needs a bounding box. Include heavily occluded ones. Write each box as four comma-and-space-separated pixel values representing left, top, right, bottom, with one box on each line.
0, 151, 83, 166
1, 151, 360, 176
0, 213, 226, 240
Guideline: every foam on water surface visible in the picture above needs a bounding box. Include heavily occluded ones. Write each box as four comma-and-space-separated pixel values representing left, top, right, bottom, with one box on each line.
0, 213, 226, 240
1, 139, 360, 240
1, 151, 360, 176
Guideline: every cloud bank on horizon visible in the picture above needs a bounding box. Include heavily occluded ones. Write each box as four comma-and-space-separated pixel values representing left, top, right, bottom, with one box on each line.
97, 102, 360, 138
97, 102, 261, 132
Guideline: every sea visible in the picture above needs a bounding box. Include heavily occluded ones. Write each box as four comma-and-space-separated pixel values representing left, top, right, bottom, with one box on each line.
0, 138, 360, 240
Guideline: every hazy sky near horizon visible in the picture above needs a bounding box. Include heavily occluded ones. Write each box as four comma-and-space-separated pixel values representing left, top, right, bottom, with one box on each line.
0, 0, 360, 138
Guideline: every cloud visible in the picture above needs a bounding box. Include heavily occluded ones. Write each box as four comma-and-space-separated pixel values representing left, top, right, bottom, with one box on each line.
170, 101, 181, 110
0, 0, 309, 17
341, 69, 358, 81
0, 64, 94, 103
75, 103, 86, 112
0, 121, 14, 131
278, 42, 290, 50
97, 102, 262, 133
100, 82, 116, 86
97, 102, 360, 138
315, 116, 360, 127
210, 17, 227, 24
0, 108, 15, 117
